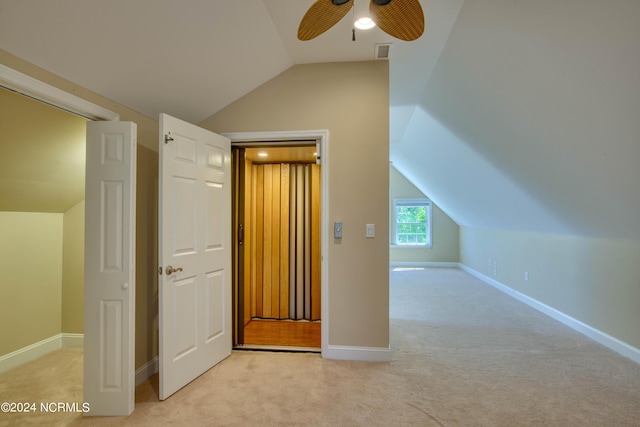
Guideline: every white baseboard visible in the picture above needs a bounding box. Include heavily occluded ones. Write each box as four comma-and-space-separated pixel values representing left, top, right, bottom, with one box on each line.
459, 264, 640, 365
323, 345, 392, 362
62, 333, 84, 348
390, 262, 459, 269
2, 334, 159, 385
0, 333, 85, 374
135, 356, 159, 386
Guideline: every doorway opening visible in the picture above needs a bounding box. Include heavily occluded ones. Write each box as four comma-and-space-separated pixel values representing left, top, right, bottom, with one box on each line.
0, 85, 88, 372
232, 142, 322, 351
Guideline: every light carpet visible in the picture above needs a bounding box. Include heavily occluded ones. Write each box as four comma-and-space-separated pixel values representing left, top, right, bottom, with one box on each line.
1, 268, 639, 426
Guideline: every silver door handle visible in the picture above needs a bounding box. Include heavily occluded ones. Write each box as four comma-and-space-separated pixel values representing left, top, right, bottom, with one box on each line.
166, 265, 183, 276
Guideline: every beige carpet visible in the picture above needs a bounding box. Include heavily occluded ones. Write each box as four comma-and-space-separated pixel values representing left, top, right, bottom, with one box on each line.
1, 268, 639, 426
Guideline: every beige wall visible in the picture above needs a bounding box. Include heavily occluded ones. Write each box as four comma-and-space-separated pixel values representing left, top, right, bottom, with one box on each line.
389, 165, 459, 264
460, 227, 640, 350
1, 48, 160, 369
1, 50, 388, 358
62, 200, 84, 333
135, 144, 159, 368
0, 212, 63, 355
201, 61, 390, 349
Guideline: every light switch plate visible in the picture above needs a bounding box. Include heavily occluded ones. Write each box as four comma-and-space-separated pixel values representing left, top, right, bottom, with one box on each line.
366, 223, 375, 238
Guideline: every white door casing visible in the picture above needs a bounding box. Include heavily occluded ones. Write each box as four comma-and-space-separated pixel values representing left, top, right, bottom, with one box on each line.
224, 130, 330, 356
159, 113, 232, 400
84, 121, 137, 416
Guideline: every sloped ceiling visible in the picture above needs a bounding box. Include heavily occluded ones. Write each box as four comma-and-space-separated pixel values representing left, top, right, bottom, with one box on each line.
391, 0, 640, 240
0, 0, 462, 214
0, 0, 460, 125
0, 87, 87, 213
1, 1, 638, 241
0, 1, 292, 124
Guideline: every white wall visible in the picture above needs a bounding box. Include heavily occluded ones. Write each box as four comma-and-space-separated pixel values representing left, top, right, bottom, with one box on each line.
393, 0, 640, 359
391, 107, 567, 234
415, 0, 640, 240
460, 227, 640, 351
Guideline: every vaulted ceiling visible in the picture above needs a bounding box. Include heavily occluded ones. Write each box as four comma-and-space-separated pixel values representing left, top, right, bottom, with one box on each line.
0, 87, 87, 213
0, 0, 461, 126
1, 0, 638, 240
391, 0, 640, 240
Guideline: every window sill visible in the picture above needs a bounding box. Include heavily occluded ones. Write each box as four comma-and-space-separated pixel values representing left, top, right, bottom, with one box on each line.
390, 244, 433, 249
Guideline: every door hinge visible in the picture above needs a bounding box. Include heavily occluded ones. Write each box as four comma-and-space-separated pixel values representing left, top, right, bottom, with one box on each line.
158, 266, 163, 275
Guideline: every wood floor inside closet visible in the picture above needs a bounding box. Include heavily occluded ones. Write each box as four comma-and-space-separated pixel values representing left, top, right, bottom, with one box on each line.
243, 319, 321, 348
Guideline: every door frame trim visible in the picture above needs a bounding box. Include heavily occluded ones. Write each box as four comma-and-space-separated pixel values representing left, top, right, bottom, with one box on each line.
224, 130, 329, 356
0, 64, 119, 121
0, 64, 136, 413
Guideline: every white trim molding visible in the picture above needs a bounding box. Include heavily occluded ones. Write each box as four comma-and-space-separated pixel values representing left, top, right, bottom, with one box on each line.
0, 64, 119, 121
135, 356, 159, 386
0, 333, 85, 374
324, 345, 393, 362
390, 262, 459, 269
459, 264, 640, 365
223, 130, 334, 360
62, 333, 84, 348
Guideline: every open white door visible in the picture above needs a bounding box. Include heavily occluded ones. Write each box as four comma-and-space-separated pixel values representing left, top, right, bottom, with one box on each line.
84, 121, 137, 416
159, 113, 232, 400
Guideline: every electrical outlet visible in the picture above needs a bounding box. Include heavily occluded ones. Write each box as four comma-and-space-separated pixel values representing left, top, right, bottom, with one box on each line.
524, 271, 529, 281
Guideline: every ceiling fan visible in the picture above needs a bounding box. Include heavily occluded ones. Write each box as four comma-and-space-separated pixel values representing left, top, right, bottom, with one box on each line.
297, 0, 424, 42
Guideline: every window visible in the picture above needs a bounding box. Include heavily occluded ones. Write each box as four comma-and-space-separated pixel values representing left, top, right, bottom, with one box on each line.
393, 198, 432, 247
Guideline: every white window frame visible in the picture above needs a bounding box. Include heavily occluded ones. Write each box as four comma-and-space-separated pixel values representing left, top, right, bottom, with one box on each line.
393, 198, 432, 248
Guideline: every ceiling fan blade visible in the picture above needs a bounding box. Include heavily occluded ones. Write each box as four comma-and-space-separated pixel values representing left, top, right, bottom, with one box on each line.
369, 0, 424, 41
298, 0, 354, 41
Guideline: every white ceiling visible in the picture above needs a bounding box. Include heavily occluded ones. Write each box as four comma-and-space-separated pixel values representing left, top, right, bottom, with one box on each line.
390, 0, 640, 240
0, 0, 461, 134
2, 0, 638, 241
0, 0, 463, 213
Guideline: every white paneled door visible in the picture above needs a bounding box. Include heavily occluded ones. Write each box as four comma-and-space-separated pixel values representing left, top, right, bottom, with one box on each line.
158, 114, 232, 400
84, 121, 137, 416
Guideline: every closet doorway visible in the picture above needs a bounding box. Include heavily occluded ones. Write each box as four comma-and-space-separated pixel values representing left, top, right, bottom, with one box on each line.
232, 143, 321, 351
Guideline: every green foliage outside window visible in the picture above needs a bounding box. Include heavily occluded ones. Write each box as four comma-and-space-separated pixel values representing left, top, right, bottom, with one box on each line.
395, 200, 431, 246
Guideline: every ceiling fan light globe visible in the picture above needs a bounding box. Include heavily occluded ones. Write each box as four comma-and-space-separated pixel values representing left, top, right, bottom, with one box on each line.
355, 17, 376, 30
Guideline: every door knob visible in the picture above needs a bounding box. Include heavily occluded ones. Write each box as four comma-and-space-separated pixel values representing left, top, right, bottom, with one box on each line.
166, 265, 183, 276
